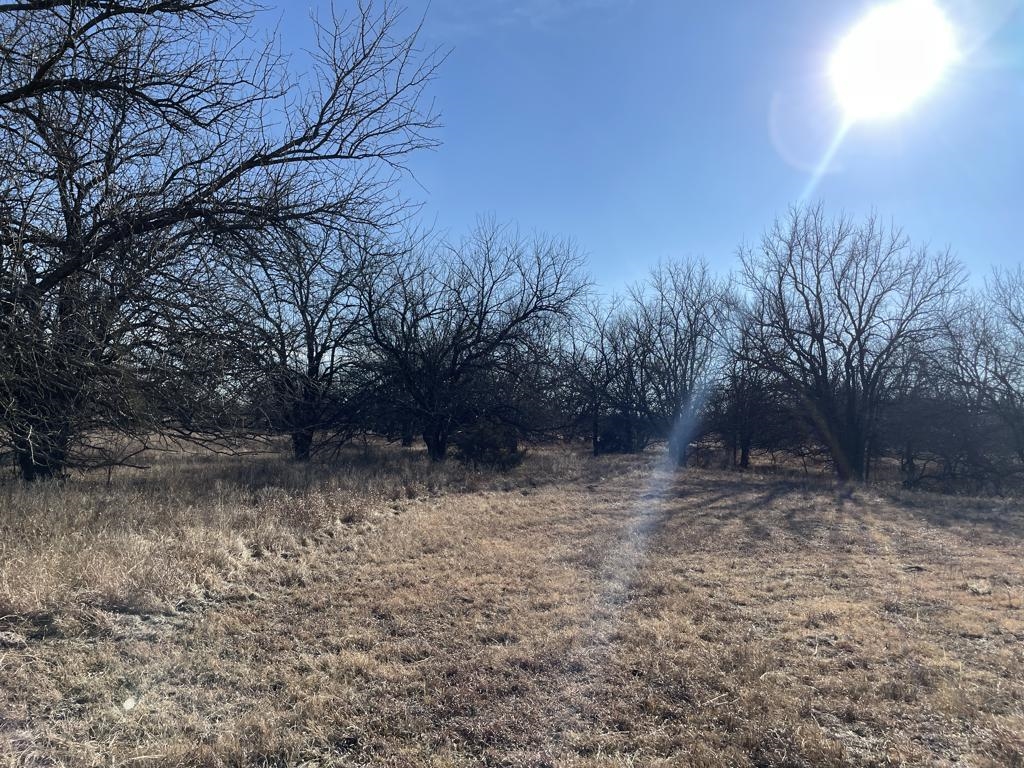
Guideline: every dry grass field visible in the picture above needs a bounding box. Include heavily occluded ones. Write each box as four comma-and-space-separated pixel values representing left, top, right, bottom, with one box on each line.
1, 446, 1023, 767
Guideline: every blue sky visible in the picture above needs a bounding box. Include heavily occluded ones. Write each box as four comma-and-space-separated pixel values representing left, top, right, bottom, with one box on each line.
270, 1, 1023, 289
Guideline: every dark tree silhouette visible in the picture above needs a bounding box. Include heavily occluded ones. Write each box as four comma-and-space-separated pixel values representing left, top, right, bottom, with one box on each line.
210, 226, 381, 461
361, 223, 586, 461
564, 260, 726, 459
738, 205, 962, 482
627, 259, 726, 463
0, 0, 442, 479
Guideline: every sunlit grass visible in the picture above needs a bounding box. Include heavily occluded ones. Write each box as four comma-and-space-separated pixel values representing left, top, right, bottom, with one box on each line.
1, 446, 1022, 766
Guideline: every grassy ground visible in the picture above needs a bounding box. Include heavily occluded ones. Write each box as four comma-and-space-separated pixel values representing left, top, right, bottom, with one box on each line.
1, 447, 1022, 767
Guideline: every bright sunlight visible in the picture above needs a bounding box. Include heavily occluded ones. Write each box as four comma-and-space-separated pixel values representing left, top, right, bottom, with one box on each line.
831, 0, 959, 122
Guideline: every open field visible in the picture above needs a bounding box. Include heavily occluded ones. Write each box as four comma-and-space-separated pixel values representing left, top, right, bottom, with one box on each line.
2, 448, 1023, 767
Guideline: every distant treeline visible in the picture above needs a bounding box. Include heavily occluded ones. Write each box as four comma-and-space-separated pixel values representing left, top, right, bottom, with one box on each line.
1, 2, 1020, 490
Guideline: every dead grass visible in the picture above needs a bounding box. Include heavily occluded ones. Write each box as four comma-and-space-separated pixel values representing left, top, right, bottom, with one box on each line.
1, 447, 1022, 766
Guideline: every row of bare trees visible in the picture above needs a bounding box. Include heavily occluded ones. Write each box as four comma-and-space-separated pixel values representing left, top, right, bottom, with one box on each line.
562, 261, 727, 461
202, 220, 587, 465
554, 204, 1021, 490
1, 4, 1021, 490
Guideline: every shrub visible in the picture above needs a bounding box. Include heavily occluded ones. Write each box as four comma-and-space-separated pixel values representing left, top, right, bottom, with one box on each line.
453, 422, 524, 469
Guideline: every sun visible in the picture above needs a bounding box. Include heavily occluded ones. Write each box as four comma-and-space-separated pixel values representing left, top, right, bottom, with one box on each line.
830, 0, 959, 122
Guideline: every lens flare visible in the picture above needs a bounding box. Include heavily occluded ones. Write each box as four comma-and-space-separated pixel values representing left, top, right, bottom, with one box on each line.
831, 0, 959, 122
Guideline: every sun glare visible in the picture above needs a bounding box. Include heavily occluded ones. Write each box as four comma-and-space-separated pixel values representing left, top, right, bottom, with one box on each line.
831, 0, 958, 122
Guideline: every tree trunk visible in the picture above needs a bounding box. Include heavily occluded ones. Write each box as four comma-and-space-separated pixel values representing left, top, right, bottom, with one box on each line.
816, 396, 868, 482
834, 426, 868, 482
423, 423, 449, 462
668, 432, 690, 466
287, 383, 318, 461
291, 427, 315, 462
400, 420, 415, 447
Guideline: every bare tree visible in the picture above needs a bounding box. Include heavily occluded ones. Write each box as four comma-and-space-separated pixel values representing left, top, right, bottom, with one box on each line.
938, 270, 1024, 485
566, 298, 653, 455
713, 307, 781, 469
564, 260, 725, 459
627, 259, 726, 463
0, 0, 442, 479
982, 267, 1024, 464
739, 205, 963, 482
211, 225, 380, 461
361, 222, 586, 461
879, 337, 985, 488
